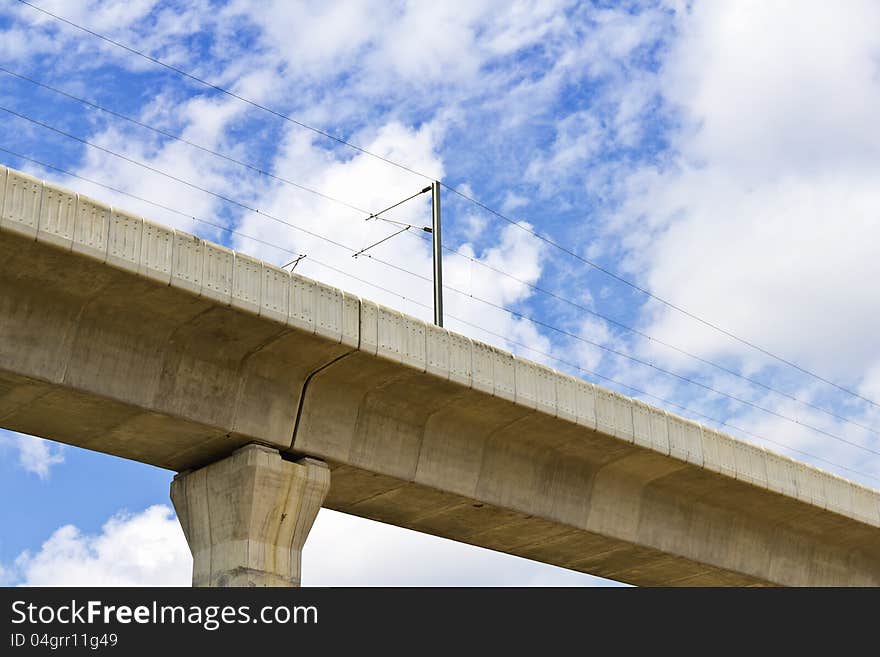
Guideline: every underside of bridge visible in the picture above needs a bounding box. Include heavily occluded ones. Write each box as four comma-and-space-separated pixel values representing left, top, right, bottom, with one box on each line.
1, 164, 879, 586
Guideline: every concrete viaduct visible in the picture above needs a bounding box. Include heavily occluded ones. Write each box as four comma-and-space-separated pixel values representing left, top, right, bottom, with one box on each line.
1, 164, 879, 586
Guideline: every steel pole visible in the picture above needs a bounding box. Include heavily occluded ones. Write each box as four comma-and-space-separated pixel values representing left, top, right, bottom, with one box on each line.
431, 181, 443, 327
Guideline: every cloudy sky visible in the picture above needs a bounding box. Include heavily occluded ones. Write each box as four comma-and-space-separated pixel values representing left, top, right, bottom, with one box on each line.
1, 0, 879, 586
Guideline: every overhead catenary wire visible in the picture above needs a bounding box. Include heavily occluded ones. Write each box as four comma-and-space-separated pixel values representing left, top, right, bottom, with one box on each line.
0, 65, 434, 232
402, 230, 880, 438
2, 145, 876, 486
16, 0, 880, 412
14, 0, 435, 181
375, 248, 880, 459
434, 314, 880, 484
439, 183, 880, 412
0, 105, 358, 253
0, 110, 876, 462
440, 286, 880, 457
0, 66, 400, 221
1, 66, 871, 438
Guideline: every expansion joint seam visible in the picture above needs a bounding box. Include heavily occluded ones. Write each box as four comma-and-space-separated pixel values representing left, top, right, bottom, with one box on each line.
286, 349, 356, 453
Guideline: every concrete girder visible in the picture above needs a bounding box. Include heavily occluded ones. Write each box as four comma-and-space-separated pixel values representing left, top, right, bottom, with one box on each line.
1, 164, 879, 586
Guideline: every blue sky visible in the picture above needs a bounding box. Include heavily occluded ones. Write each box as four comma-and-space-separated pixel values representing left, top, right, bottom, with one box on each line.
1, 0, 879, 585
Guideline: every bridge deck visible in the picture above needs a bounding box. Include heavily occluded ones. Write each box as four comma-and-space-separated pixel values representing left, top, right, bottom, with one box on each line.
1, 163, 878, 585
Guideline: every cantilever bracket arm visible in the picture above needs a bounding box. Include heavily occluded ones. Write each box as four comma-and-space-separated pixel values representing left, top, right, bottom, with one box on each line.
366, 186, 432, 223
352, 225, 412, 259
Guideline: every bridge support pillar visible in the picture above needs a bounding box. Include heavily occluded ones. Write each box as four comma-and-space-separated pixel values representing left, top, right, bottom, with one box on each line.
170, 443, 330, 587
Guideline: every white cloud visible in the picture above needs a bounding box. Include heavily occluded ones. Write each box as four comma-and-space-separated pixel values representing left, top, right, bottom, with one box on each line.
12, 505, 191, 586
571, 316, 615, 372
590, 0, 880, 481
861, 363, 880, 403
231, 0, 572, 93
615, 1, 880, 374
4, 1, 216, 73
526, 111, 603, 195
0, 430, 65, 479
5, 505, 616, 587
37, 0, 161, 33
